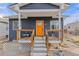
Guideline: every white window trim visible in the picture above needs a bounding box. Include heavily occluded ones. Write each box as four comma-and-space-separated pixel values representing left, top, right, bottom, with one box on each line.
50, 20, 59, 29
12, 20, 19, 30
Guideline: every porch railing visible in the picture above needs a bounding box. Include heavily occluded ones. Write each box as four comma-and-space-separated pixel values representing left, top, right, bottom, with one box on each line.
46, 29, 63, 55
16, 29, 34, 47
46, 29, 63, 40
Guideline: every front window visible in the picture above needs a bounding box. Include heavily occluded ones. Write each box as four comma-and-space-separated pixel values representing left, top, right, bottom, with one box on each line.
49, 20, 59, 37
50, 20, 59, 29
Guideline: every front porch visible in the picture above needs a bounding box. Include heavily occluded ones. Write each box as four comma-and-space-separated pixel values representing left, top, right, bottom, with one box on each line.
16, 16, 63, 56
16, 28, 63, 56
9, 3, 66, 56
16, 9, 63, 55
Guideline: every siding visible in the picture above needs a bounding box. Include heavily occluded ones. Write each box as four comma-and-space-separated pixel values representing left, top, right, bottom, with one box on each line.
9, 19, 16, 41
0, 22, 8, 39
22, 18, 36, 29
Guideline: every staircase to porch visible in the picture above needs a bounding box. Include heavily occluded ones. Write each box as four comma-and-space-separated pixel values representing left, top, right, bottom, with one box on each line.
16, 29, 63, 56
31, 36, 47, 56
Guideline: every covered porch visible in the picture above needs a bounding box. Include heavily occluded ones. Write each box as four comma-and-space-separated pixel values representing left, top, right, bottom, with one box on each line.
9, 3, 69, 56
16, 5, 63, 56
16, 4, 63, 41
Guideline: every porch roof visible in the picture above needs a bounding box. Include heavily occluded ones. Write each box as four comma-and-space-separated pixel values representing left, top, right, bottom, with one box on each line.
9, 3, 70, 12
8, 3, 70, 18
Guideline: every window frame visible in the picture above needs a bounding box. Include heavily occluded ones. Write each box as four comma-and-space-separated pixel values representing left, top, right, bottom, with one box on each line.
50, 20, 59, 29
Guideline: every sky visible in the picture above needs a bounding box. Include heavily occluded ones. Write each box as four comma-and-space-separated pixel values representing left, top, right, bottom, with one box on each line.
63, 3, 79, 16
0, 3, 79, 25
63, 3, 79, 25
0, 3, 16, 16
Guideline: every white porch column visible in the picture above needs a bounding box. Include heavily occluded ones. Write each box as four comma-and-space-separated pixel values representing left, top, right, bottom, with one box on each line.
18, 4, 21, 39
59, 3, 63, 41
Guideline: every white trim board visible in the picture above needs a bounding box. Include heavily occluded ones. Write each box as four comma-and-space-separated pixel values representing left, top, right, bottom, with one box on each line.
20, 9, 59, 12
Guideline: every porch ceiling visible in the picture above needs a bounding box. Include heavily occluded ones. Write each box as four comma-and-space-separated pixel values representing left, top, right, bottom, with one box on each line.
20, 9, 59, 17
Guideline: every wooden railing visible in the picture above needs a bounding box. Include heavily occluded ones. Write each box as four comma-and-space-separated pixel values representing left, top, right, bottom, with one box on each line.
46, 29, 63, 40
46, 29, 63, 54
16, 29, 34, 47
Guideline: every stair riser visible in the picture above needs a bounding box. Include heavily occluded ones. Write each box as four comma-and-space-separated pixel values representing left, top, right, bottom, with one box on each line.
34, 42, 45, 43
32, 50, 47, 52
34, 39, 46, 40
34, 42, 46, 44
31, 53, 47, 56
34, 44, 46, 46
34, 40, 45, 42
33, 48, 47, 51
34, 46, 46, 48
34, 37, 46, 39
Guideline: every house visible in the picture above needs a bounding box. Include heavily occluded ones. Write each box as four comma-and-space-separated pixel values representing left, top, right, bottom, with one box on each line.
0, 17, 8, 39
64, 21, 79, 41
64, 21, 79, 34
8, 3, 69, 56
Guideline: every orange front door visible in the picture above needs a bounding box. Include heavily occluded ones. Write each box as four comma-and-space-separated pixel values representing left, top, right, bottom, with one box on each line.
36, 20, 44, 36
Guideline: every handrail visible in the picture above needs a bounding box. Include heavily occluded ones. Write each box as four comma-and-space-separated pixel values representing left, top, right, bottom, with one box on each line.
16, 29, 34, 40
16, 29, 34, 47
46, 29, 63, 55
45, 29, 49, 55
46, 29, 63, 40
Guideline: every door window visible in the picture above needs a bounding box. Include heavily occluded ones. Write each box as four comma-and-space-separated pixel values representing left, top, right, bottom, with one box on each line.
38, 21, 42, 26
